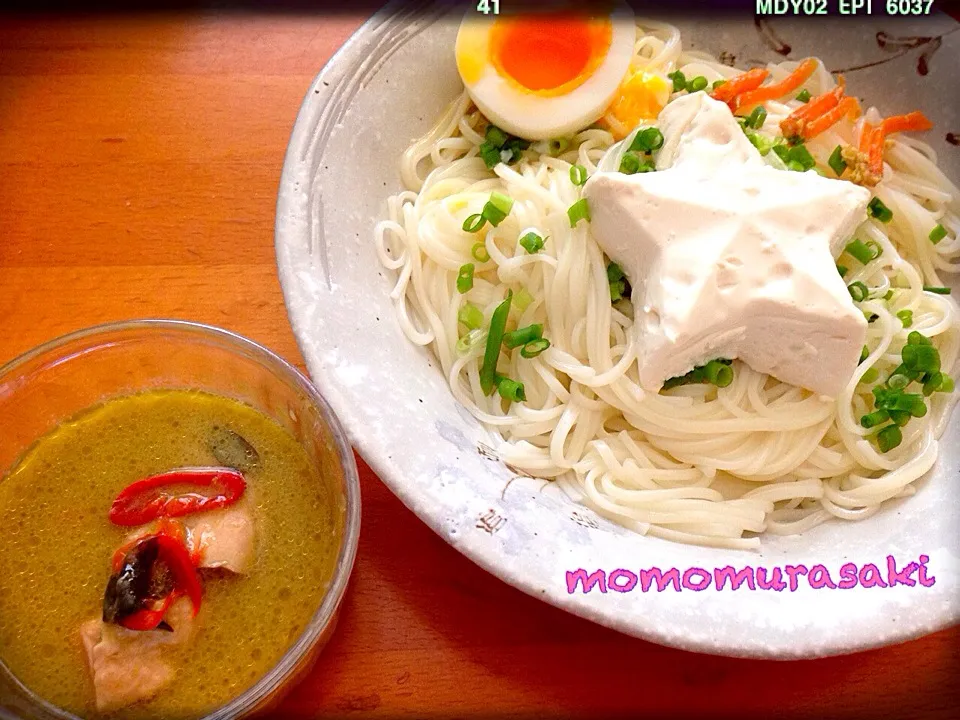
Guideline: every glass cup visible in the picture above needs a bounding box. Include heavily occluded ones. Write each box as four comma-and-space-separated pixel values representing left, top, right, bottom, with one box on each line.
0, 320, 361, 720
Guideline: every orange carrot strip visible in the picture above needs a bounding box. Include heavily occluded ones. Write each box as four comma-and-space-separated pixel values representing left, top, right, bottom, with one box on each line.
858, 122, 885, 178
710, 68, 769, 104
859, 121, 875, 153
880, 111, 933, 136
733, 58, 819, 113
802, 96, 862, 139
780, 85, 843, 139
863, 111, 934, 177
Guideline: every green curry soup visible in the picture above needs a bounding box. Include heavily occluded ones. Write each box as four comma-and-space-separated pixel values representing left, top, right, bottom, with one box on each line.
0, 390, 340, 719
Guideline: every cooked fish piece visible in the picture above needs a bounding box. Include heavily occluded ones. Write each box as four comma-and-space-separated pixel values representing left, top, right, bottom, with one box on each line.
80, 598, 194, 712
121, 503, 256, 574
185, 505, 256, 574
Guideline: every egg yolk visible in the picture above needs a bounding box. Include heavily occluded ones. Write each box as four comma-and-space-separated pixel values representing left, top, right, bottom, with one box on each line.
605, 71, 670, 139
490, 15, 613, 96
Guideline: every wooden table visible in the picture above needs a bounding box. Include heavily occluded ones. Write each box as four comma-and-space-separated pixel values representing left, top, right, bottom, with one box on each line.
1, 10, 957, 719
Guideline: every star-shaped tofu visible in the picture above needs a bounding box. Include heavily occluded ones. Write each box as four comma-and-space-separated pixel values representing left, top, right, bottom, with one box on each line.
583, 92, 871, 397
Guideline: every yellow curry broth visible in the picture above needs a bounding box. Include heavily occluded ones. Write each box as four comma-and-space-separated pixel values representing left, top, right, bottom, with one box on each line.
0, 390, 339, 719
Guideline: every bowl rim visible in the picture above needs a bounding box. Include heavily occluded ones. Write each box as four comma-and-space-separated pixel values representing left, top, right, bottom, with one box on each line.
0, 318, 361, 720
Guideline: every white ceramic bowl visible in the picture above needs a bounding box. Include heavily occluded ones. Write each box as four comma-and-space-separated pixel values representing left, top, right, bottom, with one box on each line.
275, 1, 959, 658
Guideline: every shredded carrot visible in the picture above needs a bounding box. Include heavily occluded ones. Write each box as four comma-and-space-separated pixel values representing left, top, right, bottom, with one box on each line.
858, 122, 885, 181
733, 58, 819, 113
858, 121, 875, 153
802, 96, 862, 140
862, 111, 933, 178
780, 85, 843, 139
880, 111, 933, 136
710, 68, 769, 105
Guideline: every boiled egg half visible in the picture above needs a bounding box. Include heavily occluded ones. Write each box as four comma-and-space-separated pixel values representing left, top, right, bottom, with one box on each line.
455, 3, 637, 140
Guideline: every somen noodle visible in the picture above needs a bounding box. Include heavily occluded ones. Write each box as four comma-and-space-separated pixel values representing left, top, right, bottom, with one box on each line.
374, 21, 960, 550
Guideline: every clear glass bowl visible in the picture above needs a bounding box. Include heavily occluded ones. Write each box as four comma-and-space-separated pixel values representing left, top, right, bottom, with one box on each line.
0, 320, 361, 720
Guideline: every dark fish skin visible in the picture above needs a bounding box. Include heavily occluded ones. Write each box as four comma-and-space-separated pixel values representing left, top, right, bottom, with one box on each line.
209, 427, 260, 473
102, 538, 172, 626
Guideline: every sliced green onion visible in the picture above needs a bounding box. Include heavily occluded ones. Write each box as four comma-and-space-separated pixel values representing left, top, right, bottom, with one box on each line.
787, 143, 816, 171
745, 130, 774, 156
496, 375, 526, 403
883, 290, 894, 301
482, 192, 514, 227
687, 75, 708, 93
848, 281, 869, 302
828, 145, 847, 177
520, 338, 550, 359
668, 70, 686, 92
887, 373, 910, 390
513, 287, 534, 313
569, 164, 588, 186
609, 280, 626, 302
796, 89, 811, 103
787, 160, 805, 172
458, 303, 484, 329
907, 330, 932, 346
845, 239, 877, 265
902, 344, 940, 374
607, 262, 631, 303
637, 160, 657, 173
712, 79, 727, 90
619, 152, 641, 175
567, 198, 591, 227
455, 328, 485, 356
550, 138, 571, 155
745, 105, 767, 130
471, 242, 490, 262
860, 410, 889, 428
662, 359, 734, 391
485, 125, 508, 149
704, 359, 734, 387
478, 141, 501, 169
940, 375, 955, 393
463, 213, 486, 233
607, 263, 626, 283
888, 410, 911, 427
500, 137, 530, 164
922, 372, 944, 396
884, 391, 925, 414
929, 224, 947, 245
456, 263, 474, 294
868, 197, 893, 223
890, 363, 921, 383
519, 231, 544, 254
861, 367, 880, 384
860, 345, 870, 364
837, 264, 849, 277
876, 424, 903, 453
503, 323, 543, 350
897, 309, 913, 328
480, 292, 512, 396
923, 285, 952, 295
772, 144, 790, 163
865, 240, 882, 260
628, 127, 665, 153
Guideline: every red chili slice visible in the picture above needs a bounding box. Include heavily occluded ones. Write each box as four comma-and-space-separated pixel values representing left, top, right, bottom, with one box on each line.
152, 534, 203, 618
118, 594, 175, 632
109, 467, 246, 526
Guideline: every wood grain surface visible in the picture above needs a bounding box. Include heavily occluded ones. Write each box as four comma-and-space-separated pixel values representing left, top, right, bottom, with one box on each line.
1, 10, 957, 720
